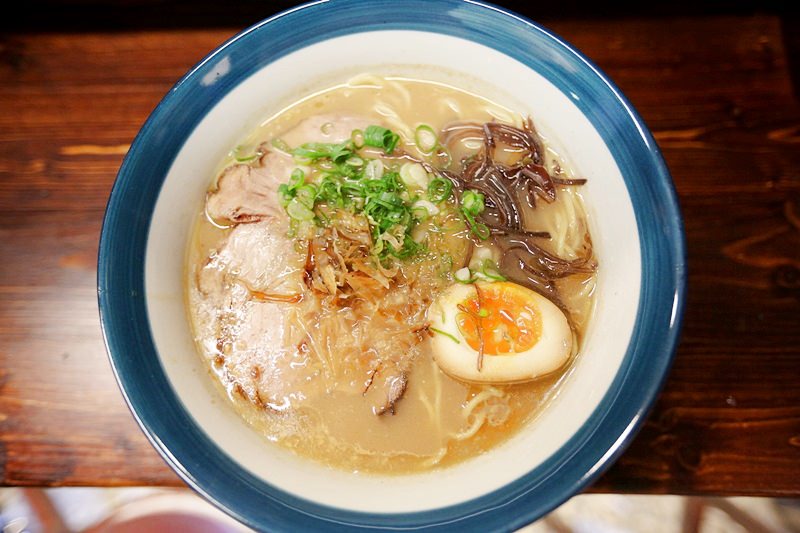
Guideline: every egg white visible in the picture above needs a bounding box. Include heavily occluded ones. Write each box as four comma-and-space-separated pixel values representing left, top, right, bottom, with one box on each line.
428, 282, 573, 384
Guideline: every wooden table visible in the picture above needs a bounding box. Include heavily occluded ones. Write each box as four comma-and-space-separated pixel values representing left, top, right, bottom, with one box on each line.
1, 13, 799, 496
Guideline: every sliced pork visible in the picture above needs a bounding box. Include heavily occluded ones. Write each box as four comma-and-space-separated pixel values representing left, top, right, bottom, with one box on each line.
192, 220, 319, 411
206, 113, 371, 224
195, 113, 418, 416
205, 155, 292, 224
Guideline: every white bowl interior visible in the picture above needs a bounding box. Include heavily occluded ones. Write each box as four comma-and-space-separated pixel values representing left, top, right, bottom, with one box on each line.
145, 31, 641, 513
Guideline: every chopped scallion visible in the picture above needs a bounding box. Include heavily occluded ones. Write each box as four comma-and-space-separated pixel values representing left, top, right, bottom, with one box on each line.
271, 138, 291, 153
289, 168, 305, 188
351, 129, 365, 149
480, 258, 507, 281
414, 124, 438, 154
294, 184, 317, 209
277, 126, 436, 262
399, 162, 429, 189
277, 184, 293, 207
470, 221, 490, 240
286, 198, 314, 221
412, 205, 430, 221
364, 159, 384, 180
461, 190, 485, 216
412, 199, 439, 217
292, 141, 353, 163
460, 189, 490, 240
427, 177, 453, 203
430, 327, 461, 344
232, 145, 261, 163
363, 125, 400, 154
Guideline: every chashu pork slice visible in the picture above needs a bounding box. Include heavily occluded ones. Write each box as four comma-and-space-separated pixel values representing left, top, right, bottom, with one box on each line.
206, 113, 372, 224
196, 112, 416, 415
193, 220, 414, 416
205, 157, 293, 224
193, 219, 320, 412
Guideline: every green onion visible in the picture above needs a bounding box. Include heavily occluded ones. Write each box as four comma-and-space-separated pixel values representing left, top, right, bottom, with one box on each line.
430, 327, 461, 344
235, 154, 259, 163
271, 138, 291, 153
460, 189, 489, 240
286, 198, 314, 221
328, 142, 354, 164
317, 177, 343, 206
399, 162, 429, 189
292, 141, 353, 163
289, 168, 305, 189
461, 190, 485, 216
427, 177, 453, 203
351, 129, 365, 149
414, 124, 438, 154
480, 258, 507, 281
363, 125, 400, 153
470, 221, 490, 240
295, 184, 317, 209
315, 205, 332, 226
412, 199, 439, 217
364, 159, 384, 180
232, 145, 261, 163
276, 169, 308, 207
277, 127, 441, 262
341, 180, 365, 196
412, 205, 430, 221
277, 184, 293, 207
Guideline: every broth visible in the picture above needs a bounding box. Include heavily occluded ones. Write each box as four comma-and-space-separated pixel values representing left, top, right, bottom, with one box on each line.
186, 74, 596, 473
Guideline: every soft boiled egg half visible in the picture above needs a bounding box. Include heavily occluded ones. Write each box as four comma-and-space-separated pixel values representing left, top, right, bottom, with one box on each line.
428, 281, 573, 383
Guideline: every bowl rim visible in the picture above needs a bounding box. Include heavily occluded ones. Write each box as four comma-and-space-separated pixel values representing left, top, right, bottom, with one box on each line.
98, 1, 686, 531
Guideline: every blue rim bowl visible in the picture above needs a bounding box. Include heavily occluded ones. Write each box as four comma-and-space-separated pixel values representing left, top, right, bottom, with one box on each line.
98, 1, 686, 531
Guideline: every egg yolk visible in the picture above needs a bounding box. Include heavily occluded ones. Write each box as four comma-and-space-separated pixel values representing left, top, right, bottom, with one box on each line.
455, 284, 542, 355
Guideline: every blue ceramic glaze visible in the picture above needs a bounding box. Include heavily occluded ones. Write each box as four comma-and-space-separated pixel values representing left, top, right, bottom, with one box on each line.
98, 1, 686, 531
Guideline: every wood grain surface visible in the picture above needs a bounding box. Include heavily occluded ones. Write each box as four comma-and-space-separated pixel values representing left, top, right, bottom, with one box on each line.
1, 15, 799, 495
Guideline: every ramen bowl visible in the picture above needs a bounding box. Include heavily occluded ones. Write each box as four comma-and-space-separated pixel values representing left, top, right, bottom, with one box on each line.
98, 1, 686, 531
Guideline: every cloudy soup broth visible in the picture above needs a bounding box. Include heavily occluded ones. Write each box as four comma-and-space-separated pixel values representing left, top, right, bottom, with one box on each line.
186, 73, 597, 473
